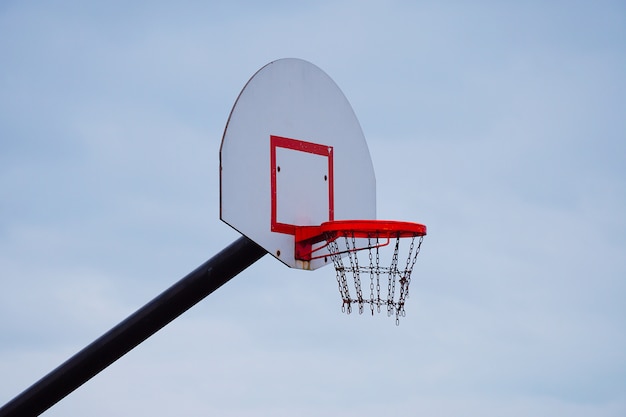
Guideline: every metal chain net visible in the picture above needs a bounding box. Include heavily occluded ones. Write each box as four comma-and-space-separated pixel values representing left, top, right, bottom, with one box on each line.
326, 232, 424, 325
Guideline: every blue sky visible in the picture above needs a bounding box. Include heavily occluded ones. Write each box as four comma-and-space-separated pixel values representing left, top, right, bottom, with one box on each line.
1, 1, 625, 416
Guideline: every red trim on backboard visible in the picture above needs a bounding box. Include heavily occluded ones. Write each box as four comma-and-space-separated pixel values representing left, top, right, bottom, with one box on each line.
270, 135, 334, 235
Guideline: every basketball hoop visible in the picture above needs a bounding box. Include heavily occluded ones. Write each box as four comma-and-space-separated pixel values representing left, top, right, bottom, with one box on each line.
295, 220, 426, 325
220, 59, 429, 324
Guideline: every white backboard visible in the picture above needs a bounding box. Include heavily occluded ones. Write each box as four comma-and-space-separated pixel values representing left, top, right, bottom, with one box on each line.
220, 58, 375, 269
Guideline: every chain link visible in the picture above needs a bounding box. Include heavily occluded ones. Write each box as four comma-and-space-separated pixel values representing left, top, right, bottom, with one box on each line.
368, 236, 375, 315
396, 236, 414, 320
325, 230, 424, 325
345, 233, 364, 314
405, 235, 423, 300
376, 238, 381, 313
387, 237, 400, 318
327, 235, 351, 313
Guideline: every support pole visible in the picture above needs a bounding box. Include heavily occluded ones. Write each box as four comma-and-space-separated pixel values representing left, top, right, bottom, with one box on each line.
0, 236, 266, 417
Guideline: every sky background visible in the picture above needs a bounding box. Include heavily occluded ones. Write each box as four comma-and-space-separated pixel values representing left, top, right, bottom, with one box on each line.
1, 1, 625, 416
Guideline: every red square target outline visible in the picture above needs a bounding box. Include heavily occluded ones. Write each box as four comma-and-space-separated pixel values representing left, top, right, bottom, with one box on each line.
270, 135, 334, 235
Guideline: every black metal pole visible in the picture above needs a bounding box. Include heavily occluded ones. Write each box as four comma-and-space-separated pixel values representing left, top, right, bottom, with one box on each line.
0, 236, 266, 417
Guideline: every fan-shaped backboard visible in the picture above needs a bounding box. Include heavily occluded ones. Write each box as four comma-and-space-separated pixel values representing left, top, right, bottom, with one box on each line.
220, 58, 375, 270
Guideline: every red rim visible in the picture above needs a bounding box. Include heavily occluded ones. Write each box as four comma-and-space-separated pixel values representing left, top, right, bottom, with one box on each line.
294, 220, 427, 261
294, 220, 427, 245
320, 220, 427, 239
